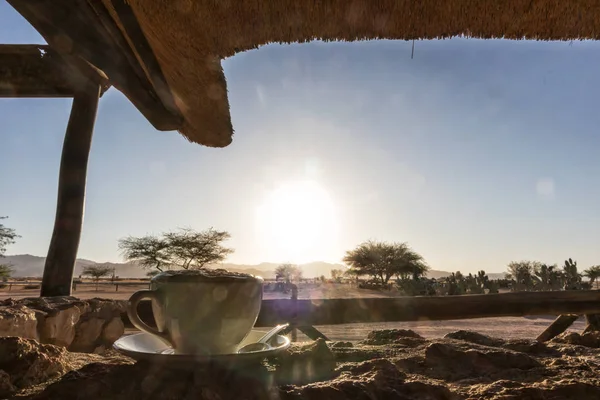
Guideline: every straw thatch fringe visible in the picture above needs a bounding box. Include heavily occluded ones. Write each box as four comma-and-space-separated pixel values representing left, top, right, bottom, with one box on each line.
121, 0, 600, 146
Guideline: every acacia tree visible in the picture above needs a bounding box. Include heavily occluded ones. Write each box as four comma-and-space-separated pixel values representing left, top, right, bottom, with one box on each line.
82, 264, 113, 291
0, 216, 19, 258
343, 240, 428, 285
0, 265, 13, 281
119, 227, 234, 274
330, 269, 344, 283
275, 263, 302, 283
164, 228, 233, 270
146, 270, 161, 278
506, 261, 540, 291
118, 235, 172, 272
0, 217, 19, 281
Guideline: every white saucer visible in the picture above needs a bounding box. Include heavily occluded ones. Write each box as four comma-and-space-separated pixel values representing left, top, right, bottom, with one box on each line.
113, 329, 291, 364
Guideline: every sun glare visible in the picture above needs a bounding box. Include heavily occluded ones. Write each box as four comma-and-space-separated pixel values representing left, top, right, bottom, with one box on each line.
255, 180, 339, 264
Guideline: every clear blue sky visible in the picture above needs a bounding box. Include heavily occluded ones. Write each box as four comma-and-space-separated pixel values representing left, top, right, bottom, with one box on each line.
3, 3, 600, 273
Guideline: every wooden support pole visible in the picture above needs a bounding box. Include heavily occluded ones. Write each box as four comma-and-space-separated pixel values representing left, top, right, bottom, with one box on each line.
536, 314, 579, 342
40, 81, 101, 297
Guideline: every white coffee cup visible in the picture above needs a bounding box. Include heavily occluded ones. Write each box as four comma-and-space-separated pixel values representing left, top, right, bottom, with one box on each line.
127, 269, 263, 355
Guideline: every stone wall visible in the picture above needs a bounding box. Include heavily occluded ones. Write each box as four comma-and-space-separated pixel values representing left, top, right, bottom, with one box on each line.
0, 297, 126, 353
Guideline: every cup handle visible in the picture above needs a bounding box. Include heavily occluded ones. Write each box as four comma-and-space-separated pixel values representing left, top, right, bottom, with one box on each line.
127, 290, 171, 344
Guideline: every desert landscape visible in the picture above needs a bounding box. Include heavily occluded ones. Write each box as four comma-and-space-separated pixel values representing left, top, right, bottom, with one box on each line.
4, 2, 600, 395
0, 280, 588, 342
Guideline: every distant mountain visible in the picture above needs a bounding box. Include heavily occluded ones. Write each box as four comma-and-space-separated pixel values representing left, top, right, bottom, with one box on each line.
1, 254, 141, 278
2, 254, 506, 280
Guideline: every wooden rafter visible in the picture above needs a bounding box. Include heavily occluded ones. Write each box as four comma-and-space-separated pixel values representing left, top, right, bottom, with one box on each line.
0, 45, 110, 98
7, 0, 182, 130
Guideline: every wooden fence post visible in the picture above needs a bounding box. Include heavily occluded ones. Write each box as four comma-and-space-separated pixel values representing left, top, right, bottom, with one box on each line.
40, 80, 101, 297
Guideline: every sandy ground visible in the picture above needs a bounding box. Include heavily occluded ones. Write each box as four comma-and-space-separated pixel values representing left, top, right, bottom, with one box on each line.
310, 316, 587, 341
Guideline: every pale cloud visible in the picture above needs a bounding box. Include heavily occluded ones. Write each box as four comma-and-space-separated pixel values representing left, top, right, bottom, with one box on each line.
255, 84, 267, 107
536, 177, 555, 199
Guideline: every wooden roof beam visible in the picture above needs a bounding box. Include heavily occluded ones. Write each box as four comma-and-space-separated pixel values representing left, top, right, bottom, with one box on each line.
7, 0, 183, 131
0, 44, 110, 98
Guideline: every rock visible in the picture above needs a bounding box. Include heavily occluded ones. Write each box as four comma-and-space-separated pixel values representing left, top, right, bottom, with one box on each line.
400, 381, 460, 400
551, 332, 600, 348
32, 361, 271, 400
0, 305, 39, 341
445, 332, 554, 355
101, 317, 125, 345
443, 330, 504, 348
503, 339, 554, 355
425, 342, 542, 380
282, 359, 458, 400
538, 380, 600, 399
0, 370, 16, 397
5, 330, 600, 400
69, 318, 106, 353
281, 359, 405, 400
330, 341, 353, 348
39, 306, 82, 347
467, 378, 600, 399
361, 329, 424, 345
4, 297, 86, 348
394, 356, 426, 374
0, 337, 70, 398
331, 345, 403, 364
68, 299, 127, 352
275, 339, 336, 385
0, 297, 127, 352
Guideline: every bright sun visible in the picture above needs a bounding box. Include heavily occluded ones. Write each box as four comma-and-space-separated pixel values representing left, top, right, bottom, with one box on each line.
255, 180, 339, 264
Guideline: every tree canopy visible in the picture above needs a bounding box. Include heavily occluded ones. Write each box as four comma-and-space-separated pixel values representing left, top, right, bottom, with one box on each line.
275, 263, 302, 282
584, 265, 600, 289
343, 240, 428, 284
0, 217, 19, 280
0, 216, 19, 258
82, 264, 113, 280
0, 264, 13, 281
82, 264, 113, 291
118, 228, 234, 273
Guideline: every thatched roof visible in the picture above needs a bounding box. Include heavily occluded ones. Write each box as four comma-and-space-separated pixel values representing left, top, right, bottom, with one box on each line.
10, 1, 600, 147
